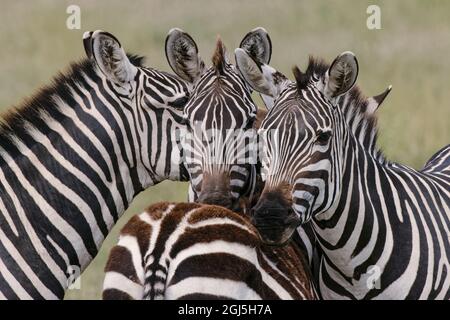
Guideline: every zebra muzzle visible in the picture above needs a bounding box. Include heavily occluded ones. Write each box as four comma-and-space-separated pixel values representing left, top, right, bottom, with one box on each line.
250, 203, 301, 246
197, 190, 234, 209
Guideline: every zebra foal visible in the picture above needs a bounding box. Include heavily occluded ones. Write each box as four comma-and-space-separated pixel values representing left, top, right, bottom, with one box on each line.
102, 202, 316, 300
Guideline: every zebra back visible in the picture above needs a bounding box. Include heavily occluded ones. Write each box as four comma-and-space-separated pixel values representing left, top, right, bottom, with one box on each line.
102, 202, 316, 300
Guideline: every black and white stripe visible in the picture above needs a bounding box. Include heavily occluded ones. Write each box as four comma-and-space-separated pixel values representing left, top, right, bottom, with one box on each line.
165, 28, 272, 211
0, 30, 191, 299
102, 202, 316, 300
239, 50, 450, 299
234, 51, 391, 271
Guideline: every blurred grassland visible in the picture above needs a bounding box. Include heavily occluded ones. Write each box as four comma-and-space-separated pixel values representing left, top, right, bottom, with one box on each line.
0, 0, 448, 299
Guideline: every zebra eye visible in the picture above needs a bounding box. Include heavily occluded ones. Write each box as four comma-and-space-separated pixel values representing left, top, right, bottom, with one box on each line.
315, 130, 332, 145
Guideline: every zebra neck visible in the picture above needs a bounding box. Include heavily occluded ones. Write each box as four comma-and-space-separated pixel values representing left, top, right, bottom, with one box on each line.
0, 73, 150, 298
312, 133, 395, 296
310, 126, 450, 298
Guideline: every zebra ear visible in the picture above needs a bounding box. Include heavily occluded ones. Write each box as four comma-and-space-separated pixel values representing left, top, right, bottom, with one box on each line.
90, 30, 137, 84
323, 51, 359, 99
83, 31, 94, 59
366, 85, 392, 114
235, 48, 288, 109
239, 27, 272, 65
165, 28, 205, 83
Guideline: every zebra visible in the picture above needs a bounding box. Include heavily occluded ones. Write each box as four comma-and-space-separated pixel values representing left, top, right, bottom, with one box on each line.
236, 48, 450, 299
164, 28, 272, 211
0, 30, 193, 300
102, 201, 316, 300
234, 48, 391, 275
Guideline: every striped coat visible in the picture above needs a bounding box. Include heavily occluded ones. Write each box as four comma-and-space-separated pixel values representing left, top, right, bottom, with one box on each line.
103, 202, 316, 300
237, 48, 450, 299
0, 30, 190, 299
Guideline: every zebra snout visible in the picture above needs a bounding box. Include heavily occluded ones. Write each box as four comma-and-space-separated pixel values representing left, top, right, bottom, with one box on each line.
197, 190, 234, 209
251, 201, 291, 227
251, 199, 300, 246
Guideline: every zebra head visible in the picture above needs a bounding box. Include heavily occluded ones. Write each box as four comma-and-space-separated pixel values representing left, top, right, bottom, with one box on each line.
165, 28, 272, 210
82, 31, 190, 186
236, 50, 360, 245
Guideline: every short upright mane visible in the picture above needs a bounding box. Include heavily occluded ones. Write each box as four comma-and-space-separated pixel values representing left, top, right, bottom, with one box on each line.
211, 37, 226, 76
0, 54, 144, 153
294, 56, 386, 162
293, 56, 329, 91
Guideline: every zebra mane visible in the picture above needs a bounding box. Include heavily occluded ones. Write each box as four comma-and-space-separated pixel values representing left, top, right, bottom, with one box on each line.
0, 54, 144, 153
211, 37, 226, 76
296, 56, 386, 163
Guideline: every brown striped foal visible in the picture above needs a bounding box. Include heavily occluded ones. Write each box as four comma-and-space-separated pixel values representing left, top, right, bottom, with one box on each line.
102, 201, 316, 300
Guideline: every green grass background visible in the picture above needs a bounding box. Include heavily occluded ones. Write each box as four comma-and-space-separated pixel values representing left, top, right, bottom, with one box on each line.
0, 0, 448, 299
